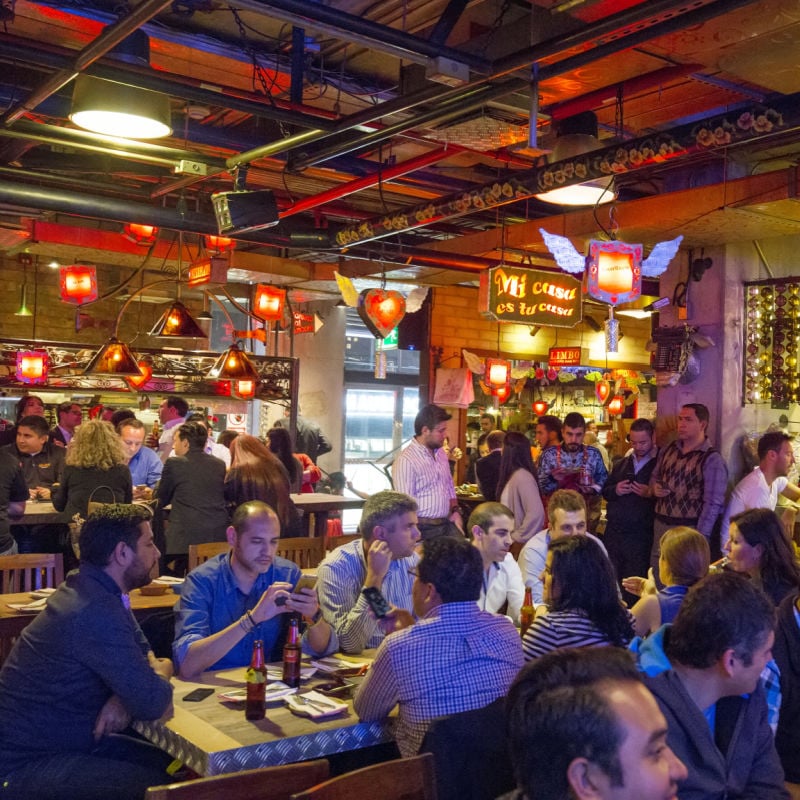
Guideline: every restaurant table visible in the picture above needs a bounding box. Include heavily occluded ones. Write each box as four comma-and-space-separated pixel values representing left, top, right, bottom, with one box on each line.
134, 656, 393, 776
9, 500, 68, 526
291, 494, 365, 538
455, 490, 485, 517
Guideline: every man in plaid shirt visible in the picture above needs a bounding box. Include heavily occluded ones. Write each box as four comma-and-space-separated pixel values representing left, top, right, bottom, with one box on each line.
353, 536, 524, 756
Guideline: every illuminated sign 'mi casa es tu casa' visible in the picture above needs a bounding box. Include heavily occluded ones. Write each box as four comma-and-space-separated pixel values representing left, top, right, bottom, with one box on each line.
479, 266, 583, 327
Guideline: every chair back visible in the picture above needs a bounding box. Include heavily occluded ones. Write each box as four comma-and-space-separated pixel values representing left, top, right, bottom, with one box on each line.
290, 753, 437, 800
145, 759, 329, 800
0, 553, 64, 593
324, 533, 360, 553
276, 536, 326, 570
187, 542, 230, 571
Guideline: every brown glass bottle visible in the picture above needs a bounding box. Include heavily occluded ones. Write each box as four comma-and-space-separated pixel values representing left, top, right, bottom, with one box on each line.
520, 587, 534, 638
282, 615, 302, 688
245, 639, 267, 720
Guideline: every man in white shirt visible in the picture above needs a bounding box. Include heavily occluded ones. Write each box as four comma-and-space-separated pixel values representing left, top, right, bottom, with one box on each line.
723, 430, 800, 546
517, 489, 606, 613
470, 502, 525, 625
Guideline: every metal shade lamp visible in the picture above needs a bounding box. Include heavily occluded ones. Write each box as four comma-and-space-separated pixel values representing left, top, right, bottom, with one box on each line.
70, 75, 172, 139
83, 337, 143, 377
207, 342, 259, 382
149, 300, 206, 338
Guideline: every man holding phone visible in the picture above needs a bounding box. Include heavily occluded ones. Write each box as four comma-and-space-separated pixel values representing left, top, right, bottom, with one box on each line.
173, 500, 337, 676
601, 418, 659, 603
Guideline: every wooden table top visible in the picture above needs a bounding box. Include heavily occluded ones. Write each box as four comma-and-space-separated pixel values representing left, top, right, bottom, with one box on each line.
9, 500, 66, 526
134, 656, 392, 776
290, 494, 365, 512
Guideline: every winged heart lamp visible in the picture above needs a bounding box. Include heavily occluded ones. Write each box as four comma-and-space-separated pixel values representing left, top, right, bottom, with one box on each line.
540, 228, 683, 351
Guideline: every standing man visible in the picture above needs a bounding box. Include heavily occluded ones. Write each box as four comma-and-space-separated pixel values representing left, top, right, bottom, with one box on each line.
602, 418, 659, 601
470, 501, 525, 625
393, 404, 462, 540
151, 395, 188, 462
353, 536, 523, 757
316, 490, 420, 653
722, 430, 800, 544
480, 413, 497, 434
118, 418, 162, 501
475, 429, 504, 501
277, 410, 333, 465
506, 648, 687, 800
0, 449, 27, 555
650, 403, 728, 568
0, 504, 174, 800
173, 501, 336, 676
537, 411, 608, 532
2, 414, 65, 500
49, 401, 82, 447
643, 572, 787, 799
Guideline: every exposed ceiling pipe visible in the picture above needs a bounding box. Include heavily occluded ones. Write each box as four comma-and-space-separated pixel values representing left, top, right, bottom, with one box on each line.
2, 0, 174, 126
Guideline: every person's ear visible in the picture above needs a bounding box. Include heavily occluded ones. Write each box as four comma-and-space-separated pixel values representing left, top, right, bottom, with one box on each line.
566, 758, 606, 800
111, 539, 131, 567
373, 525, 387, 543
721, 647, 738, 678
471, 524, 483, 540
225, 525, 237, 548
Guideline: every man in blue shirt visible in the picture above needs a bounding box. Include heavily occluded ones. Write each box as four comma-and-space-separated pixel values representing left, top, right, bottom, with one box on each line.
118, 418, 162, 500
173, 500, 337, 676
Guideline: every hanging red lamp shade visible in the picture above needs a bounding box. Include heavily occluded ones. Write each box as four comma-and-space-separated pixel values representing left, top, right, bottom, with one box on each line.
235, 379, 257, 399
126, 357, 153, 390
357, 288, 406, 339
532, 399, 549, 417
595, 379, 611, 404
16, 351, 48, 384
607, 395, 625, 416
123, 223, 159, 246
493, 382, 511, 403
486, 358, 511, 388
253, 284, 287, 322
60, 264, 98, 305
205, 234, 235, 253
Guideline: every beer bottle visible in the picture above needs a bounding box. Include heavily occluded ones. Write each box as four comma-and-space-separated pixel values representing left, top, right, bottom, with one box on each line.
245, 639, 267, 720
520, 587, 534, 638
282, 615, 301, 688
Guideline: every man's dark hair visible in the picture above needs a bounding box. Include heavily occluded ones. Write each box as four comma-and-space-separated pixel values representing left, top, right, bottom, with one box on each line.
480, 413, 495, 425
110, 409, 137, 429
17, 415, 49, 437
117, 417, 145, 434
467, 501, 514, 537
15, 395, 43, 422
681, 403, 709, 426
79, 503, 153, 567
414, 404, 451, 436
486, 430, 505, 450
418, 536, 482, 603
165, 395, 189, 418
666, 571, 775, 668
562, 412, 586, 431
56, 401, 79, 421
185, 411, 210, 431
359, 490, 417, 541
507, 648, 642, 800
176, 421, 208, 450
231, 500, 279, 535
758, 430, 792, 461
537, 415, 562, 440
629, 417, 654, 436
547, 489, 586, 525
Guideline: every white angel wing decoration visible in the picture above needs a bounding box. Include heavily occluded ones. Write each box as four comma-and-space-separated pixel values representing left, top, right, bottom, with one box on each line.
641, 235, 683, 277
462, 349, 485, 375
539, 228, 586, 274
405, 287, 429, 313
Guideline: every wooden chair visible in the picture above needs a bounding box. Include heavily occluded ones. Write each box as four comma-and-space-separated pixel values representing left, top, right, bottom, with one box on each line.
145, 759, 330, 800
290, 753, 437, 800
323, 533, 360, 553
0, 553, 64, 593
276, 536, 326, 570
187, 542, 230, 571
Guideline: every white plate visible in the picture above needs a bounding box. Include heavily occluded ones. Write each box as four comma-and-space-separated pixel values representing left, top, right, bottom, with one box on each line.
7, 598, 48, 612
267, 666, 316, 681
29, 588, 57, 599
218, 682, 295, 703
152, 576, 185, 585
310, 657, 369, 673
285, 690, 348, 719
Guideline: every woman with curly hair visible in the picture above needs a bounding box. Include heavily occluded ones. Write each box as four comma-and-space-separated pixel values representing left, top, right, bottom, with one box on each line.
522, 534, 634, 660
52, 418, 132, 520
726, 507, 800, 606
224, 434, 301, 535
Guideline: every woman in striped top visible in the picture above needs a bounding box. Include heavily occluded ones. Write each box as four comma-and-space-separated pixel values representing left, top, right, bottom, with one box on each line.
522, 535, 634, 660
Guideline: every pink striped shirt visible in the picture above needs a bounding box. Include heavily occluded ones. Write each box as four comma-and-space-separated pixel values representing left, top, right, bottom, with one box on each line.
392, 437, 455, 517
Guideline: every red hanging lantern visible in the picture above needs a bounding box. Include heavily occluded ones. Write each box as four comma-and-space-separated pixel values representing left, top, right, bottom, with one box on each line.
235, 379, 257, 399
123, 223, 158, 245
126, 358, 153, 390
486, 358, 510, 388
16, 351, 48, 384
595, 380, 611, 404
253, 284, 286, 322
532, 399, 549, 417
60, 264, 98, 305
493, 382, 511, 403
205, 234, 235, 253
607, 395, 625, 416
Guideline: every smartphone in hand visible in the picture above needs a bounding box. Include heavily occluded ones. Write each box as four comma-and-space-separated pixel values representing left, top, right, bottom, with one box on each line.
362, 586, 392, 619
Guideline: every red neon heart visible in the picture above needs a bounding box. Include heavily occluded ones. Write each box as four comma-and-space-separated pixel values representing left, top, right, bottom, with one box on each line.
127, 360, 153, 389
357, 288, 406, 339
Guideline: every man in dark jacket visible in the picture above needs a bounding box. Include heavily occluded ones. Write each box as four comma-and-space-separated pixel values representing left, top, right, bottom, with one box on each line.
475, 429, 504, 501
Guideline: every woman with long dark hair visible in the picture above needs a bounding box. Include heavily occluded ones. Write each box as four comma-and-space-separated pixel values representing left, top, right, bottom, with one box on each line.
267, 426, 321, 494
726, 507, 800, 606
522, 535, 634, 660
496, 431, 544, 544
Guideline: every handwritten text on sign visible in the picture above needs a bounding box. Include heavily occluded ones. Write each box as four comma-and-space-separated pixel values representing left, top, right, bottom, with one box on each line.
479, 266, 582, 327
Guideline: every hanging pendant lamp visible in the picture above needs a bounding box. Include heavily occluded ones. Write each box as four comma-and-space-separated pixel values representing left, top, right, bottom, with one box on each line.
149, 300, 206, 338
207, 342, 259, 382
83, 337, 144, 376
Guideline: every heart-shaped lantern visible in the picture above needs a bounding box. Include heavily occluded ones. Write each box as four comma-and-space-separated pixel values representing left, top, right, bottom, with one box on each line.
357, 288, 406, 339
127, 358, 153, 390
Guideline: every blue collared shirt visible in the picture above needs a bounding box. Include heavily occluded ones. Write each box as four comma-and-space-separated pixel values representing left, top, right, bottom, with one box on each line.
128, 446, 163, 488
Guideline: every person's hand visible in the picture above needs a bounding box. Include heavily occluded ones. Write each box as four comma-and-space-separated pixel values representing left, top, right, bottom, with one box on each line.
629, 481, 650, 497
287, 587, 319, 619
615, 480, 633, 496
133, 485, 153, 501
93, 695, 131, 741
148, 651, 174, 680
37, 487, 51, 500
365, 540, 392, 586
652, 481, 672, 498
145, 432, 159, 450
621, 575, 646, 597
52, 439, 65, 448
378, 606, 415, 635
252, 582, 294, 623
551, 467, 569, 482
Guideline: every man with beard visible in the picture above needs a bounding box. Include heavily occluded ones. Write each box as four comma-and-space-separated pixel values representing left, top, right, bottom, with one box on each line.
0, 504, 175, 800
537, 412, 608, 532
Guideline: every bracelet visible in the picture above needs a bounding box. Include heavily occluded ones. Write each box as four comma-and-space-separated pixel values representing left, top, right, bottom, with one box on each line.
239, 614, 252, 633
245, 609, 256, 628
